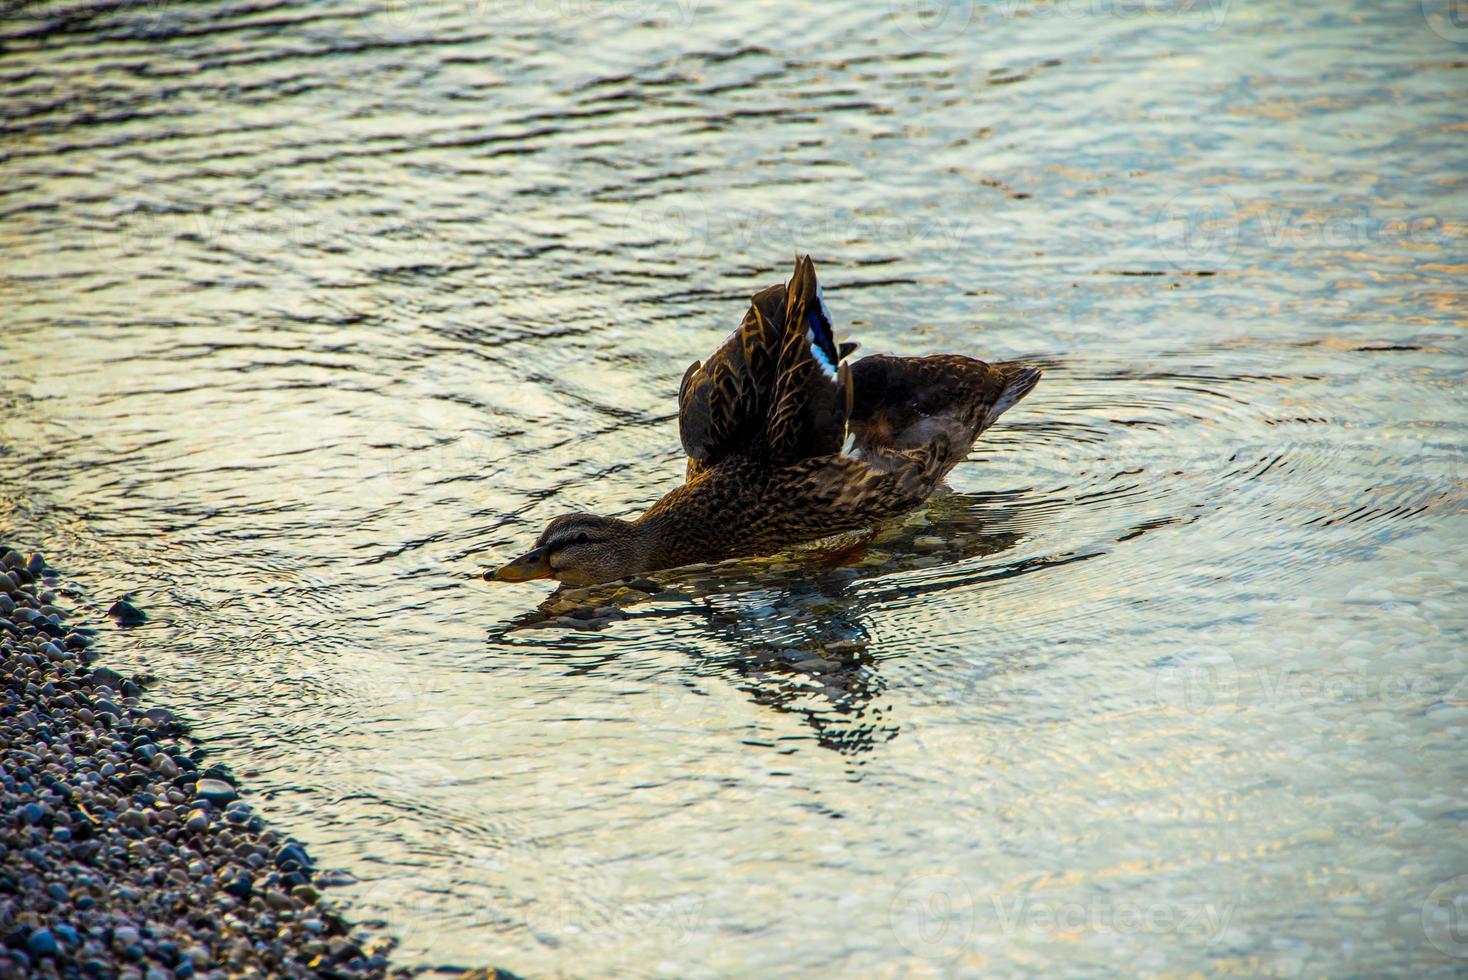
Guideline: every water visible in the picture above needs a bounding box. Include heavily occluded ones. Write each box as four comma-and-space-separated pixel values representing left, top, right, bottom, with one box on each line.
3, 0, 1466, 975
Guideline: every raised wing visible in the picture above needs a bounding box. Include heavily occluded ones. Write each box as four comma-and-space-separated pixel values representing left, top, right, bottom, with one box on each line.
679, 256, 854, 478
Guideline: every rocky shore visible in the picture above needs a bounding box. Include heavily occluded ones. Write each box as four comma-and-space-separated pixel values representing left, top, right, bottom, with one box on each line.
0, 544, 399, 979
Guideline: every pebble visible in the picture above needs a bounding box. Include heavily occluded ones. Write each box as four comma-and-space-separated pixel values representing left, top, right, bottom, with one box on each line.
194, 777, 237, 805
27, 928, 59, 958
107, 598, 147, 626
792, 656, 837, 673
92, 665, 125, 689
0, 543, 402, 979
222, 874, 253, 899
276, 841, 312, 870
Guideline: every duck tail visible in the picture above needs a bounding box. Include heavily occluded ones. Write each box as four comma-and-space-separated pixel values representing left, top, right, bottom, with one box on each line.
983, 362, 1042, 429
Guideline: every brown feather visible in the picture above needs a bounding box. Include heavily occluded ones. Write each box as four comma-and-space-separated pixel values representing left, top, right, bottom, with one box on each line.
502, 256, 1040, 585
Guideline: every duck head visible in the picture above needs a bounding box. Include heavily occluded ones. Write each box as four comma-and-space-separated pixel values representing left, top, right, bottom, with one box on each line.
488, 513, 650, 586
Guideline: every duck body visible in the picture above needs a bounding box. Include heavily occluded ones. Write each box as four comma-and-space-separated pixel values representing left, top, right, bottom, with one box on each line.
491, 257, 1039, 586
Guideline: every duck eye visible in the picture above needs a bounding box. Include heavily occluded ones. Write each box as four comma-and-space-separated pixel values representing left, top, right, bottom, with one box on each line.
573, 531, 591, 545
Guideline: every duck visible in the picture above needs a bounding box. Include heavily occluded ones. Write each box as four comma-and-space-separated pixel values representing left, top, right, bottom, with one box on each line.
489, 256, 1039, 586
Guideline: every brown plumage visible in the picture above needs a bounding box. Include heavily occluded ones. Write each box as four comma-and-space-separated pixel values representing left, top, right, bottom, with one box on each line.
490, 256, 1040, 586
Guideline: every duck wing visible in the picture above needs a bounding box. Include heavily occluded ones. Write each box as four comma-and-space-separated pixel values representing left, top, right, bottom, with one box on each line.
679, 256, 854, 477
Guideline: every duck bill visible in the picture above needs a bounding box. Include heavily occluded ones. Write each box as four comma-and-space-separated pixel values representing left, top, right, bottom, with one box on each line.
488, 547, 552, 582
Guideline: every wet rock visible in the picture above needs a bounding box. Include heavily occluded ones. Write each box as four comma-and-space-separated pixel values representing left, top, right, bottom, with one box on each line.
92, 665, 125, 689
107, 598, 147, 626
194, 778, 237, 805
328, 937, 363, 961
792, 656, 837, 673
27, 928, 58, 959
222, 874, 253, 900
0, 543, 397, 978
276, 841, 312, 870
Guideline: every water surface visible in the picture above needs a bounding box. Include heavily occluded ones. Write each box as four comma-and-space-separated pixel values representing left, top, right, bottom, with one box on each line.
2, 0, 1466, 975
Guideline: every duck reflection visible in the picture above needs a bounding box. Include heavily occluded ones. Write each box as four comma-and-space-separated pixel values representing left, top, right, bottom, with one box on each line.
490, 491, 1024, 754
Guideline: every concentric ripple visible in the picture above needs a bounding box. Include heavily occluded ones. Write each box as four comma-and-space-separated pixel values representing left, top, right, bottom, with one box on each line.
2, 0, 1465, 977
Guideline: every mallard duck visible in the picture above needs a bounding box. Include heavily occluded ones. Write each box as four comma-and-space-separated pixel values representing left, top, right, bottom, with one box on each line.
490, 256, 1039, 586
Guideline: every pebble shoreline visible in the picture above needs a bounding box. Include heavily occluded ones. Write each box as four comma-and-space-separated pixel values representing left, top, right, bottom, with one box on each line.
0, 544, 402, 979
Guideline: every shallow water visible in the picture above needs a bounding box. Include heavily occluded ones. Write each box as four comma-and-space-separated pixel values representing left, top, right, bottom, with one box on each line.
3, 0, 1466, 975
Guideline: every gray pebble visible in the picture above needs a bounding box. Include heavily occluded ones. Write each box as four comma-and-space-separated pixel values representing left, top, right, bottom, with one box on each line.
0, 543, 396, 978
194, 778, 237, 805
92, 665, 125, 688
792, 656, 837, 673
